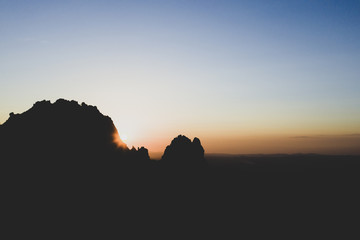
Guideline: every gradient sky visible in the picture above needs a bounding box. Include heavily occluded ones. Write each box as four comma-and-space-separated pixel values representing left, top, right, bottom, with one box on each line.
1, 0, 360, 156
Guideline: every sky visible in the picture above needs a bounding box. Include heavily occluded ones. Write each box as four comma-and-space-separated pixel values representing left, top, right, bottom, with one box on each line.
1, 0, 360, 156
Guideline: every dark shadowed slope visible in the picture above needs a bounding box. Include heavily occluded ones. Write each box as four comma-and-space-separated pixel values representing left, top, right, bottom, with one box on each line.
0, 99, 150, 163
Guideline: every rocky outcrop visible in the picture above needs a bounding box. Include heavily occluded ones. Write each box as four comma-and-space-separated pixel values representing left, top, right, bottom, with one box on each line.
161, 135, 207, 168
0, 99, 207, 170
0, 99, 148, 162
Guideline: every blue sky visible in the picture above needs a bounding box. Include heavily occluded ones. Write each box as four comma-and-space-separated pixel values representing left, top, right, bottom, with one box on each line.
1, 0, 360, 154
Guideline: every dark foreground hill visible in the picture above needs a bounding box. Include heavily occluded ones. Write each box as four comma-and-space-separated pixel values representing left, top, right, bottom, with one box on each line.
1, 99, 359, 236
1, 99, 130, 160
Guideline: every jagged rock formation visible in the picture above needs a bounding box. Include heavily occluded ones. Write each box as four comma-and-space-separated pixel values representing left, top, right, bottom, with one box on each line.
0, 99, 207, 172
0, 99, 148, 162
161, 135, 207, 168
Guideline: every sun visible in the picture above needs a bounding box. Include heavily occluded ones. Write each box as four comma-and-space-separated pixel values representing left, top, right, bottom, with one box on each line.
120, 134, 128, 142
112, 132, 127, 148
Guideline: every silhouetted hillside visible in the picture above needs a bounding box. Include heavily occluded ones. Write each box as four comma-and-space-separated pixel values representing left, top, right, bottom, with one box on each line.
161, 135, 207, 169
1, 99, 359, 236
0, 99, 143, 161
0, 99, 207, 171
2, 99, 360, 175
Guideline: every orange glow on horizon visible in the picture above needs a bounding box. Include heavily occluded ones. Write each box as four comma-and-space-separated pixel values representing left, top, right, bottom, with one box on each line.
132, 133, 360, 157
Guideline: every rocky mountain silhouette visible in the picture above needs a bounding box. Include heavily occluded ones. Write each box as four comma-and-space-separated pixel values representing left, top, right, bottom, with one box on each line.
0, 99, 206, 170
1, 99, 358, 235
1, 99, 130, 161
0, 99, 212, 234
161, 135, 207, 169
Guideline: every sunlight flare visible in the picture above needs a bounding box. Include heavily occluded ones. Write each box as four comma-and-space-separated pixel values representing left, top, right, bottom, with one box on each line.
113, 132, 127, 149
120, 134, 128, 142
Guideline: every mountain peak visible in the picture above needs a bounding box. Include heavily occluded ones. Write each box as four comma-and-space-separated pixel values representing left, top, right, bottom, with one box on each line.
0, 99, 130, 160
161, 134, 206, 168
0, 99, 207, 170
